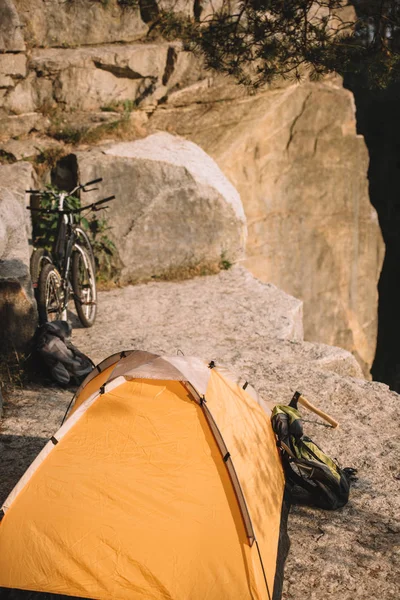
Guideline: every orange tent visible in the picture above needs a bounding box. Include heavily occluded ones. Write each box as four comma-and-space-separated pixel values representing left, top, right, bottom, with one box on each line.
0, 351, 289, 600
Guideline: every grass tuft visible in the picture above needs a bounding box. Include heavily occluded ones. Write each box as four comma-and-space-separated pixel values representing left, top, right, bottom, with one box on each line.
219, 251, 233, 270
0, 350, 31, 403
34, 146, 70, 178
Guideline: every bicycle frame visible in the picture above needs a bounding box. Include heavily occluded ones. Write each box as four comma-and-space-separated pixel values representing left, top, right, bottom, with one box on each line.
53, 199, 94, 313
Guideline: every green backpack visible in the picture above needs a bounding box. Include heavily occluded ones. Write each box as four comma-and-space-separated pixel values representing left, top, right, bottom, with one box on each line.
271, 395, 356, 510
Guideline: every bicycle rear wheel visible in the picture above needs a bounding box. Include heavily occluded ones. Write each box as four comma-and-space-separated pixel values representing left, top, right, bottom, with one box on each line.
37, 262, 64, 324
72, 245, 97, 327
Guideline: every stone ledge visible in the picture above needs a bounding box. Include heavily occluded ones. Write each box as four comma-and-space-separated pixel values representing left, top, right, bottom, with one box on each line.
0, 112, 49, 141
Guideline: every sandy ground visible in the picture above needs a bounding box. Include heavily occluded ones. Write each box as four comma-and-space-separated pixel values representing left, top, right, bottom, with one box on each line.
1, 267, 399, 599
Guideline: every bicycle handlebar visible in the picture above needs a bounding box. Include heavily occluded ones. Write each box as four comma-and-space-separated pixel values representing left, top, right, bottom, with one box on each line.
83, 178, 103, 187
26, 195, 116, 214
26, 178, 103, 197
93, 196, 115, 207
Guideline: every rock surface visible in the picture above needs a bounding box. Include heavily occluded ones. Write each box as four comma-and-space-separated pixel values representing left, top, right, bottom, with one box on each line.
151, 77, 384, 374
0, 41, 204, 135
0, 267, 398, 600
0, 1, 385, 376
13, 0, 147, 47
0, 161, 36, 234
0, 0, 25, 52
68, 132, 247, 283
27, 42, 203, 112
29, 44, 169, 112
0, 187, 37, 353
0, 112, 49, 141
0, 53, 26, 89
0, 136, 63, 161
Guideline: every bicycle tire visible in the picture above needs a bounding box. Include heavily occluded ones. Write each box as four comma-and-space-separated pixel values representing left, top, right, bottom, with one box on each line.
37, 262, 64, 324
30, 248, 52, 287
72, 245, 97, 327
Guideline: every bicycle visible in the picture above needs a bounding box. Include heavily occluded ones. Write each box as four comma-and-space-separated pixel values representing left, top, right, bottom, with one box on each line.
27, 178, 115, 328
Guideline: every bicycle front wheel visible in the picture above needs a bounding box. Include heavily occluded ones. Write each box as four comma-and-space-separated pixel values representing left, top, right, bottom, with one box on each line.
37, 262, 64, 324
72, 245, 97, 327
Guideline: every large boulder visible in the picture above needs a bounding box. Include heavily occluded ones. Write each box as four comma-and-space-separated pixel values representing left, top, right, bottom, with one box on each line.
59, 132, 247, 283
151, 77, 384, 374
0, 187, 37, 353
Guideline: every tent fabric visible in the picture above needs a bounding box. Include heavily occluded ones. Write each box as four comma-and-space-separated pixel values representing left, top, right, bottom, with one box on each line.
0, 590, 87, 599
69, 351, 139, 417
123, 357, 188, 382
104, 351, 159, 386
205, 370, 285, 594
213, 365, 265, 410
0, 354, 287, 600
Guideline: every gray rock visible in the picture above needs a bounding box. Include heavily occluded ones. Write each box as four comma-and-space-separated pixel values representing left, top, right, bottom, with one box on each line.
73, 266, 305, 364
28, 42, 205, 112
0, 112, 49, 141
68, 132, 247, 283
0, 74, 14, 88
2, 72, 38, 114
0, 137, 62, 161
0, 0, 25, 51
0, 161, 36, 235
258, 338, 364, 380
13, 0, 147, 48
0, 188, 37, 353
0, 53, 27, 85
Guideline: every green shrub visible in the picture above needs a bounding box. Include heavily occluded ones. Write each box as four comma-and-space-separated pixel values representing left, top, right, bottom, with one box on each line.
30, 185, 118, 282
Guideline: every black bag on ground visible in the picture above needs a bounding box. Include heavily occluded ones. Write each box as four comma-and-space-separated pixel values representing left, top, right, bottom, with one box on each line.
34, 321, 94, 385
271, 401, 357, 510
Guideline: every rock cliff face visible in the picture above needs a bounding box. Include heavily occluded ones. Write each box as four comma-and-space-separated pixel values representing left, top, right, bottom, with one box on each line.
0, 0, 384, 373
151, 77, 384, 373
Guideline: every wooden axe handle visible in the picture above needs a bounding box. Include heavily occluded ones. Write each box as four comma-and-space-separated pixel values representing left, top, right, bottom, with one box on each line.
297, 394, 339, 428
